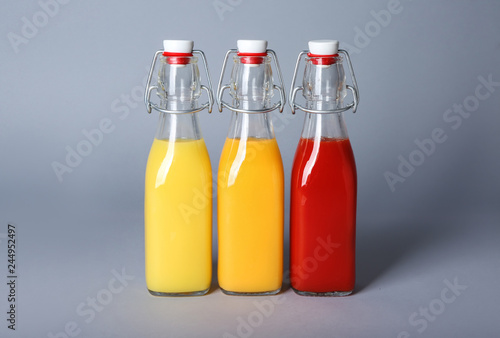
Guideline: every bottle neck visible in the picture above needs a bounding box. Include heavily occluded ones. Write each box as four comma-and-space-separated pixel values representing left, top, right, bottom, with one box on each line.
155, 112, 203, 141
157, 58, 201, 112
230, 56, 273, 111
165, 100, 199, 111
226, 112, 275, 140
303, 58, 346, 111
300, 112, 349, 140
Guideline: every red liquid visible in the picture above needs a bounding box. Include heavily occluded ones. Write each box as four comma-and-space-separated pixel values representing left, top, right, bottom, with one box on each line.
290, 137, 357, 293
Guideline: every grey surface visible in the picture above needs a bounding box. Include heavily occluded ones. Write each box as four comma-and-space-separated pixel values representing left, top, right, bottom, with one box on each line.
0, 0, 499, 337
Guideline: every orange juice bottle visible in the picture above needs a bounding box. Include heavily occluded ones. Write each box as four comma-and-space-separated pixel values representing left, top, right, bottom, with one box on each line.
216, 40, 286, 295
144, 40, 214, 296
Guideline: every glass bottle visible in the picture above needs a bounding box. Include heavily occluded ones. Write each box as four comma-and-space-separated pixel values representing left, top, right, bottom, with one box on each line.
289, 40, 360, 296
216, 40, 286, 295
143, 40, 214, 296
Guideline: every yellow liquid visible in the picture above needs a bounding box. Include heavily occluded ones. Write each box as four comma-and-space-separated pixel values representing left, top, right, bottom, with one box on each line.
145, 138, 212, 295
218, 137, 284, 294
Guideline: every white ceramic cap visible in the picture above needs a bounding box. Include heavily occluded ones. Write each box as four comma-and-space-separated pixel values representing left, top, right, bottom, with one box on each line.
163, 40, 194, 53
308, 40, 339, 55
237, 40, 268, 53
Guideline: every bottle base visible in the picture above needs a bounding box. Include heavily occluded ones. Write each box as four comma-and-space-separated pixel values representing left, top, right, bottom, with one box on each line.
292, 287, 353, 297
221, 287, 281, 296
148, 287, 210, 297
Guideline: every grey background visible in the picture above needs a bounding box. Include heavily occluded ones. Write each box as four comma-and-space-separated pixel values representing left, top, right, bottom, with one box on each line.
1, 0, 499, 337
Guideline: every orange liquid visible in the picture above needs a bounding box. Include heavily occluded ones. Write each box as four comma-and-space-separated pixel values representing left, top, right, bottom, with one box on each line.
218, 137, 284, 294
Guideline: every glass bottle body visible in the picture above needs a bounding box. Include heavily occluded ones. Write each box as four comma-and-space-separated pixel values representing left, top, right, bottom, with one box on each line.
218, 55, 284, 295
145, 55, 212, 296
290, 55, 357, 296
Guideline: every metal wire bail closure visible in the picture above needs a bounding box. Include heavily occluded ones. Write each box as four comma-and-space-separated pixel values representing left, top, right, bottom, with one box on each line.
289, 49, 359, 114
144, 50, 214, 114
216, 49, 286, 114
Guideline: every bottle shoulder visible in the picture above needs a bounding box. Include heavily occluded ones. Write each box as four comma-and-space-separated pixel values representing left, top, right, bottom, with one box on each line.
292, 137, 356, 174
218, 137, 283, 173
147, 138, 211, 167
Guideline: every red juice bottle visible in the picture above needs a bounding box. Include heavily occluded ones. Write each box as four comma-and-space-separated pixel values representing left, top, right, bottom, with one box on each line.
289, 40, 360, 296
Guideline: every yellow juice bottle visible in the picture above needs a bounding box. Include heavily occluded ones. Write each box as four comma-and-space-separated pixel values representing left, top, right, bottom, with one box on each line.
216, 40, 286, 295
143, 40, 214, 296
